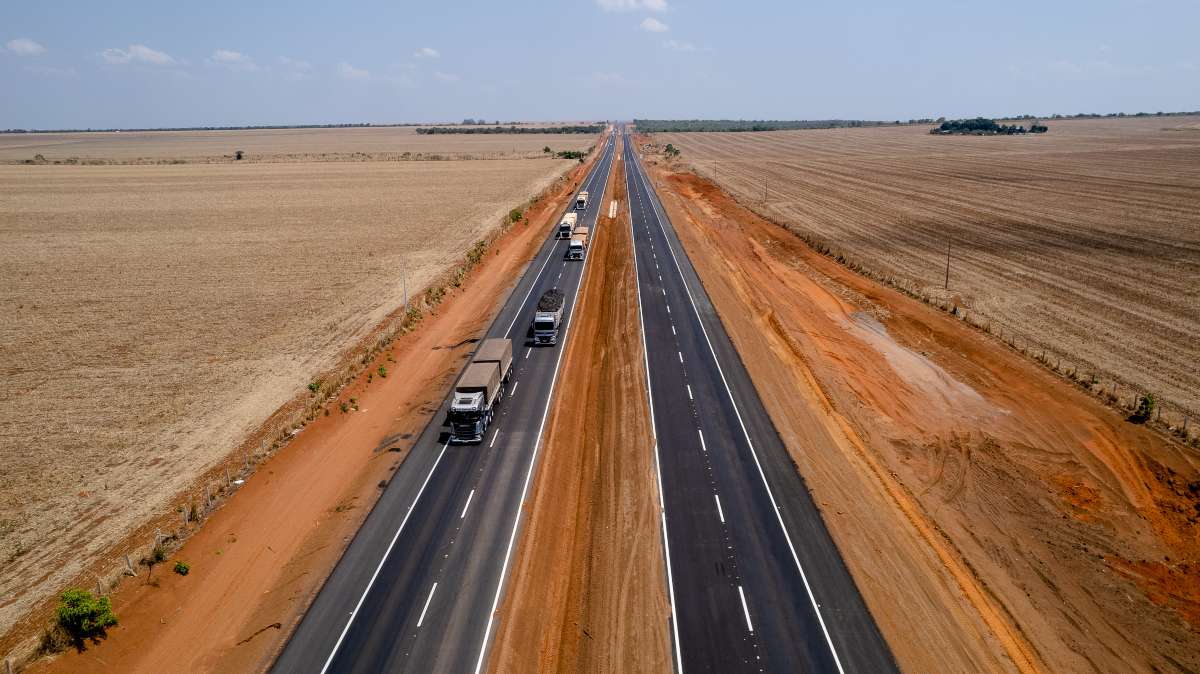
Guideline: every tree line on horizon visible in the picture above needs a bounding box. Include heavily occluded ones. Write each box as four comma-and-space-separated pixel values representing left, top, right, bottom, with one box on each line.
414, 124, 604, 135
933, 117, 1048, 135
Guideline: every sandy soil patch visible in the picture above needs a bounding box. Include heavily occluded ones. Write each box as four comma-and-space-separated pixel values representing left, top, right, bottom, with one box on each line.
653, 116, 1200, 425
0, 155, 579, 649
488, 136, 671, 674
644, 161, 1200, 673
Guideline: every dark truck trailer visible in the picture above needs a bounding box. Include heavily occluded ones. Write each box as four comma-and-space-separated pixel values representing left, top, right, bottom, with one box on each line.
532, 288, 565, 345
448, 338, 513, 443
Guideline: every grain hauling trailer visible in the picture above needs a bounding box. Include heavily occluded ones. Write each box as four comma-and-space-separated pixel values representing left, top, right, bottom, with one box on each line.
531, 288, 565, 345
448, 338, 513, 443
557, 212, 577, 239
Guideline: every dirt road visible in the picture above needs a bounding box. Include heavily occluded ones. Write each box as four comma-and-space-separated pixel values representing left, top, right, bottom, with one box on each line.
643, 161, 1200, 673
487, 136, 671, 673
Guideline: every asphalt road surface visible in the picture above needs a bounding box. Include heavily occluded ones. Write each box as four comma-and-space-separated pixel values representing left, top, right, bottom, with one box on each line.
272, 134, 616, 674
622, 128, 897, 674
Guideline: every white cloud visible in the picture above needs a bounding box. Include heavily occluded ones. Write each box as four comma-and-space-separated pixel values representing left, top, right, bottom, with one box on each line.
101, 44, 175, 66
279, 56, 314, 80
338, 61, 369, 80
414, 47, 440, 59
597, 0, 667, 12
663, 39, 711, 53
6, 37, 46, 56
434, 71, 460, 82
27, 65, 77, 78
208, 49, 261, 71
639, 17, 669, 32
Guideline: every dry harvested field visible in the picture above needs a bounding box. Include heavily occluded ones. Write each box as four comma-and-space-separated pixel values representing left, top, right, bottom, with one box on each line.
0, 147, 581, 644
654, 116, 1200, 422
0, 125, 597, 163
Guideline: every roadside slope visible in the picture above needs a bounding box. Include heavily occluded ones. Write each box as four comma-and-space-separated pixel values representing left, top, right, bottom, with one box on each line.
642, 160, 1200, 673
487, 136, 671, 673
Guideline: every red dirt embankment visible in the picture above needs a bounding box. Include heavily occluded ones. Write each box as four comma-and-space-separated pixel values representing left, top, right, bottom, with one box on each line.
488, 135, 671, 673
23, 144, 608, 674
642, 157, 1200, 673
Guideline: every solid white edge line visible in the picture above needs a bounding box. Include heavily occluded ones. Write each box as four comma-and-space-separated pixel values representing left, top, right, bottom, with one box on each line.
461, 489, 476, 519
714, 494, 725, 524
632, 144, 847, 674
738, 585, 754, 633
417, 582, 438, 628
471, 137, 615, 674
318, 443, 449, 673
626, 136, 685, 674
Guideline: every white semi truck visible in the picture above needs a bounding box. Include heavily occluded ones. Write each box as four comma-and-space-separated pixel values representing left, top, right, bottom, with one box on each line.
556, 212, 577, 239
566, 225, 589, 260
575, 190, 589, 211
531, 288, 565, 345
448, 338, 513, 443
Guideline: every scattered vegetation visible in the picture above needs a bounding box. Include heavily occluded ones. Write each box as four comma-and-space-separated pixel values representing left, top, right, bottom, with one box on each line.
173, 560, 190, 576
555, 150, 587, 160
55, 588, 118, 644
340, 401, 350, 414
377, 365, 387, 378
931, 117, 1047, 135
307, 379, 323, 394
635, 119, 888, 132
664, 143, 681, 158
1129, 393, 1156, 424
509, 208, 523, 223
415, 124, 604, 135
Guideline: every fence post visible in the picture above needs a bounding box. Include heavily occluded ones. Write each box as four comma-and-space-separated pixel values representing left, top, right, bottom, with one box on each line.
125, 555, 136, 576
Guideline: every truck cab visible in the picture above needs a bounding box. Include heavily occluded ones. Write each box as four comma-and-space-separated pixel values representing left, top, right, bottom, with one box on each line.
557, 212, 577, 239
575, 190, 589, 211
566, 234, 586, 260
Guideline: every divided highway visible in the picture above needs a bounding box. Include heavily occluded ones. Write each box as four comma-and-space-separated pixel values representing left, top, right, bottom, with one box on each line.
622, 128, 897, 673
273, 134, 616, 674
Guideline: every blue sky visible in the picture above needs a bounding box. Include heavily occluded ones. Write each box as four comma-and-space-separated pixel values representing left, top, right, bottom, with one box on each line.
2, 0, 1197, 129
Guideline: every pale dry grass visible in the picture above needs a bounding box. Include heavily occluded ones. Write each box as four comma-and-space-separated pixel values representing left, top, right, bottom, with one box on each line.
657, 116, 1200, 417
0, 156, 573, 636
0, 125, 596, 163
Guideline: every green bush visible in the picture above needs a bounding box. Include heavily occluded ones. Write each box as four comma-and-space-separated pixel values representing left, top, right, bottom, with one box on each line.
174, 561, 190, 576
377, 365, 387, 378
307, 380, 322, 394
1129, 393, 1155, 424
56, 589, 117, 642
509, 208, 522, 223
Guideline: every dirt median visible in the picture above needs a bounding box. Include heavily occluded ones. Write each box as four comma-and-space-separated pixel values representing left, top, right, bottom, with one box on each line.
487, 135, 671, 673
640, 156, 1200, 673
18, 140, 609, 674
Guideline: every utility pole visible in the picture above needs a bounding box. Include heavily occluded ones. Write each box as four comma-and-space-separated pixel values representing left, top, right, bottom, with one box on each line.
944, 238, 952, 289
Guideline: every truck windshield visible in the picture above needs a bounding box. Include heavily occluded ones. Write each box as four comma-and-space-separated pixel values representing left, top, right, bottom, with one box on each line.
534, 320, 554, 331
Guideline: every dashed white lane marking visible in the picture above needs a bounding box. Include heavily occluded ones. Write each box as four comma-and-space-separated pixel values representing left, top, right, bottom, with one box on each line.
509, 381, 518, 397
687, 384, 693, 400
671, 325, 676, 335
417, 582, 438, 628
678, 351, 683, 363
698, 428, 707, 453
662, 288, 666, 296
714, 494, 725, 523
738, 585, 754, 633
318, 443, 449, 671
461, 489, 476, 518
524, 347, 532, 359
658, 274, 663, 282
489, 431, 498, 448
666, 305, 671, 314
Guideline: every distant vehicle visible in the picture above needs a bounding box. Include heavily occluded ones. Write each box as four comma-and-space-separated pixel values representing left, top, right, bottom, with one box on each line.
575, 190, 589, 211
557, 212, 577, 239
448, 338, 513, 443
532, 288, 565, 345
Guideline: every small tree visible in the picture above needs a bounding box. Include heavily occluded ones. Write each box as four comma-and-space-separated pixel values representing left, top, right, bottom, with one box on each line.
509, 208, 523, 223
543, 145, 552, 154
234, 150, 244, 160
56, 589, 118, 643
1129, 393, 1156, 424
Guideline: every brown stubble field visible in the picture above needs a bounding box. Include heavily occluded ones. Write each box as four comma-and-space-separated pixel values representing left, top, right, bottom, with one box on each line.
0, 135, 581, 641
656, 116, 1200, 424
0, 125, 596, 163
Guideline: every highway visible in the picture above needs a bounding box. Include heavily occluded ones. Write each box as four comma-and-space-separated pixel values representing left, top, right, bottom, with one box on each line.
622, 128, 898, 673
272, 133, 616, 674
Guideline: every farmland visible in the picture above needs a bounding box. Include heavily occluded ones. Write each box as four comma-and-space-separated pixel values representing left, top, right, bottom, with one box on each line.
653, 116, 1200, 422
0, 129, 587, 642
0, 125, 596, 163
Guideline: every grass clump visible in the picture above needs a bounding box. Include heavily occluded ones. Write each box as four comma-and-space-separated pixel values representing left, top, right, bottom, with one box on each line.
377, 365, 387, 378
174, 560, 190, 576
